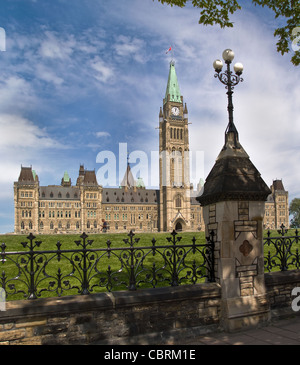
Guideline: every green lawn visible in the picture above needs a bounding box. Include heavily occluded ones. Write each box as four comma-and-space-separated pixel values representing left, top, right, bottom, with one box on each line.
0, 230, 206, 251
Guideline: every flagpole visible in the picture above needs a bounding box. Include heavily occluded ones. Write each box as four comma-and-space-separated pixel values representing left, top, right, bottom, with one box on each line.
165, 45, 175, 62
171, 45, 174, 62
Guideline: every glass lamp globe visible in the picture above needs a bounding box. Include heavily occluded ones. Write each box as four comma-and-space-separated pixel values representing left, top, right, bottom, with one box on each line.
213, 59, 223, 72
234, 62, 243, 75
222, 49, 235, 62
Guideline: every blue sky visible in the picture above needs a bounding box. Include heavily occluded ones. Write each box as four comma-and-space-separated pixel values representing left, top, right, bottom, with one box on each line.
0, 0, 299, 233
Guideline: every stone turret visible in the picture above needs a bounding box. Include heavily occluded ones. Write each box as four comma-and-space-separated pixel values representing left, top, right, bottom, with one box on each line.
197, 113, 271, 332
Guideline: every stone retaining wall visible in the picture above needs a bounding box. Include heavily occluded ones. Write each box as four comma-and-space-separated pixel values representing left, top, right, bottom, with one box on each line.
0, 271, 299, 345
265, 270, 300, 317
0, 283, 221, 345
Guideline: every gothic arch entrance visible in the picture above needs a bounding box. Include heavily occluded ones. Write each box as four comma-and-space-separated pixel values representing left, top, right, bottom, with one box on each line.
175, 222, 182, 231
174, 219, 185, 232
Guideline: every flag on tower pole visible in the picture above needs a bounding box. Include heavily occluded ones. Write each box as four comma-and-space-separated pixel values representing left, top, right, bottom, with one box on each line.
166, 46, 172, 54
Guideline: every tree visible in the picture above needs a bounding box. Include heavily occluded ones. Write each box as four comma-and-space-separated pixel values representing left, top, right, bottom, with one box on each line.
154, 0, 300, 66
289, 198, 300, 228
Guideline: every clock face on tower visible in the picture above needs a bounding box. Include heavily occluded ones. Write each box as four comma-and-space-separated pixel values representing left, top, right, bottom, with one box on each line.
171, 106, 180, 116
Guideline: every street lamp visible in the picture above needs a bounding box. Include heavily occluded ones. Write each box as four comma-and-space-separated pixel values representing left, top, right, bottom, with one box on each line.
213, 49, 243, 148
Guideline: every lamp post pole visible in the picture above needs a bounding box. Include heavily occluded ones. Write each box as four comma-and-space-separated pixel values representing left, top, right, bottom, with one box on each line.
213, 49, 244, 147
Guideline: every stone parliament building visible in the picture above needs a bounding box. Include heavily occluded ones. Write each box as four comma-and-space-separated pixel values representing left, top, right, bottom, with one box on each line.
14, 62, 289, 234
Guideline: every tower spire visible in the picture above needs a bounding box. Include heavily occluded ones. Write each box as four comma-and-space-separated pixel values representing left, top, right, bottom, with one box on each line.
164, 61, 182, 104
120, 157, 135, 189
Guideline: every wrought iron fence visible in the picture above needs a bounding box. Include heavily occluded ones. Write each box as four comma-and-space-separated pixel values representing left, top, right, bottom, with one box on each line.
264, 224, 300, 272
0, 230, 215, 300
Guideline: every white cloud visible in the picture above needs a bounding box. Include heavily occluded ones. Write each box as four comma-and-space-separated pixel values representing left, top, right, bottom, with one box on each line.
0, 76, 37, 113
90, 56, 115, 83
39, 31, 75, 60
113, 35, 146, 63
0, 114, 77, 234
0, 162, 22, 186
36, 64, 64, 86
95, 131, 111, 138
0, 114, 65, 154
0, 113, 67, 206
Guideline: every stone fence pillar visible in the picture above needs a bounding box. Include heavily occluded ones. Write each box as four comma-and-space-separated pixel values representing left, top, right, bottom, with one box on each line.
197, 129, 271, 331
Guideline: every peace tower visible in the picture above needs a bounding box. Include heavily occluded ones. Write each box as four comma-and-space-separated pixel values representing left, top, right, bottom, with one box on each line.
159, 61, 192, 232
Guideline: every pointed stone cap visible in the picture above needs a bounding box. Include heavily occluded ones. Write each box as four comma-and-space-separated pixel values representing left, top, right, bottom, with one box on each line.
197, 128, 271, 206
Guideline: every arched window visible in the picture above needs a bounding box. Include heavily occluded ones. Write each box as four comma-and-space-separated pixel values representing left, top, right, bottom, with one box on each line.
87, 221, 90, 229
66, 192, 70, 199
170, 127, 173, 139
21, 221, 25, 230
175, 195, 182, 208
50, 222, 54, 230
58, 192, 62, 198
175, 149, 183, 186
29, 221, 33, 230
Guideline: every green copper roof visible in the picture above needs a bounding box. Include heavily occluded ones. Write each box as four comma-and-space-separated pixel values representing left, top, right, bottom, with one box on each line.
63, 171, 70, 182
165, 61, 181, 103
136, 177, 145, 188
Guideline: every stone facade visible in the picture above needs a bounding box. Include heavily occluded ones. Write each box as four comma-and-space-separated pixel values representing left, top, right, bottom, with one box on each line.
13, 62, 288, 234
13, 164, 205, 234
264, 180, 289, 230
